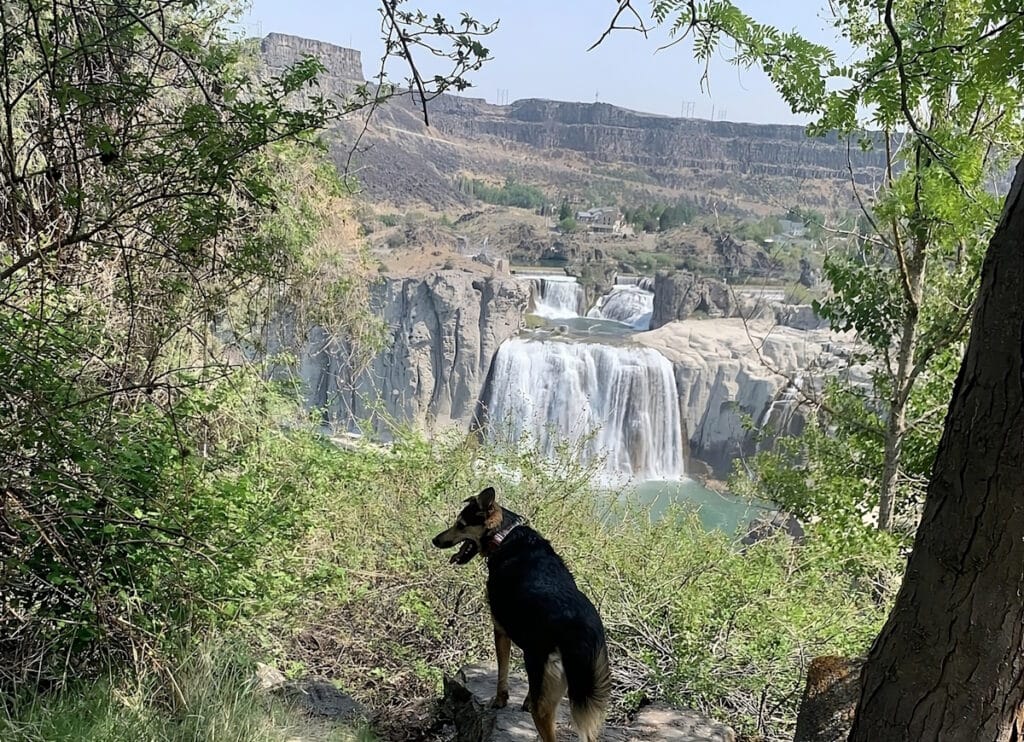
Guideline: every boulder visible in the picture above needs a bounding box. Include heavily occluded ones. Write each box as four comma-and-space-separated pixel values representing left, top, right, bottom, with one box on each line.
650, 271, 739, 328
255, 663, 367, 723
442, 664, 735, 742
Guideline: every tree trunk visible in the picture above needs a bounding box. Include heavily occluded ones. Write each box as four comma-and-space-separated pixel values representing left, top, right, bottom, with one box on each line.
849, 156, 1024, 741
877, 316, 915, 532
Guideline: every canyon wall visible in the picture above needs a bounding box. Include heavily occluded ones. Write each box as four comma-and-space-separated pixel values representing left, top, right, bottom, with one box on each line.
637, 319, 858, 474
303, 270, 529, 438
257, 34, 888, 206
429, 97, 889, 184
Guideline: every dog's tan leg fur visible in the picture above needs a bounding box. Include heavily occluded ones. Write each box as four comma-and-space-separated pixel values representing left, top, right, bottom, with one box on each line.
491, 625, 511, 709
529, 654, 567, 742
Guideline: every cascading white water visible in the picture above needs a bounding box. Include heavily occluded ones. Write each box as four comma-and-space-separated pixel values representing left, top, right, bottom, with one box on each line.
759, 373, 804, 428
588, 285, 654, 330
521, 275, 585, 318
484, 338, 684, 483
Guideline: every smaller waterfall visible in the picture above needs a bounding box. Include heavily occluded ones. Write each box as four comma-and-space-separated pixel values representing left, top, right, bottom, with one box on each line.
483, 338, 684, 483
759, 374, 804, 429
588, 285, 654, 330
519, 274, 585, 319
615, 275, 655, 291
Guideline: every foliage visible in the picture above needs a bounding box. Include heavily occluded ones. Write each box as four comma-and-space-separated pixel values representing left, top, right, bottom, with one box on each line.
558, 199, 574, 221
730, 215, 782, 243
637, 0, 1024, 530
221, 428, 897, 741
0, 638, 375, 742
622, 199, 697, 232
0, 0, 382, 692
372, 1, 496, 126
456, 175, 548, 209
558, 216, 579, 232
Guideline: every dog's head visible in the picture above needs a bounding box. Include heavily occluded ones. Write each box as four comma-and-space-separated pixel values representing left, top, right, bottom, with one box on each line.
432, 487, 503, 565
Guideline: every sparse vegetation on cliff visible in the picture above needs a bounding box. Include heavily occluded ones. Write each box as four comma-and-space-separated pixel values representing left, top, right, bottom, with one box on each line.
456, 175, 548, 210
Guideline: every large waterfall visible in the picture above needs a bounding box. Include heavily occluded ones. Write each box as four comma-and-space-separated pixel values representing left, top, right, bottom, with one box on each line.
522, 275, 585, 318
483, 338, 684, 482
588, 285, 654, 330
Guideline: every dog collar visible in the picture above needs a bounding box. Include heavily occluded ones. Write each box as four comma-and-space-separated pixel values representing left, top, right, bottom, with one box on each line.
483, 515, 526, 557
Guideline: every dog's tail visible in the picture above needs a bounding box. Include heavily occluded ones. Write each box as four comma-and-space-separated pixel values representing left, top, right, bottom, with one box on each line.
562, 635, 611, 741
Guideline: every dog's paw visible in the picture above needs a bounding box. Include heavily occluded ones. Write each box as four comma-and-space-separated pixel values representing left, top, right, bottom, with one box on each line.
490, 690, 509, 709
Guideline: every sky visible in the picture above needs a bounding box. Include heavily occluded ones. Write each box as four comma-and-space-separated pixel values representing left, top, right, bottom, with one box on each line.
241, 1, 852, 126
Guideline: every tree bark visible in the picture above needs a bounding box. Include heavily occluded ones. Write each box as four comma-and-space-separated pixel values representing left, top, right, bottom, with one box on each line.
849, 156, 1024, 741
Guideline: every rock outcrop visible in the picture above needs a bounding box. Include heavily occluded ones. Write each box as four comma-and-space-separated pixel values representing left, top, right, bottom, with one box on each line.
442, 665, 736, 742
636, 319, 862, 474
430, 96, 889, 185
650, 271, 740, 328
260, 32, 364, 84
303, 270, 529, 438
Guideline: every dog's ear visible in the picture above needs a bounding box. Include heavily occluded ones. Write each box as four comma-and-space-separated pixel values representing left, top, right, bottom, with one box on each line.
475, 487, 496, 512
477, 487, 502, 530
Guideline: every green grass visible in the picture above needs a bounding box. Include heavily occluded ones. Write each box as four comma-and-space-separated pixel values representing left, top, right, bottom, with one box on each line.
1, 641, 375, 742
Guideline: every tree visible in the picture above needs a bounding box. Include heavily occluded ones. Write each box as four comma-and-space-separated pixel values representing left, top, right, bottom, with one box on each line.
605, 1, 1024, 735
559, 198, 573, 221
849, 154, 1024, 742
623, 1, 1022, 534
0, 0, 495, 690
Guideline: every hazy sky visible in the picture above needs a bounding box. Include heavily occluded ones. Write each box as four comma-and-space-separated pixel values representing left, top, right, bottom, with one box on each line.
242, 1, 852, 126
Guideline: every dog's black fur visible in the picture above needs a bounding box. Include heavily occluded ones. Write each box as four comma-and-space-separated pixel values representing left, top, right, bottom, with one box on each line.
432, 487, 610, 742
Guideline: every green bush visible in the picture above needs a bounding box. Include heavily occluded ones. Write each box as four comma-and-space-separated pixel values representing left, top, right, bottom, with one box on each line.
240, 428, 896, 741
456, 175, 547, 209
0, 318, 318, 690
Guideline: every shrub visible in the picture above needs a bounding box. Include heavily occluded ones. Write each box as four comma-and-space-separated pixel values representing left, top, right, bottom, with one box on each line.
245, 428, 897, 741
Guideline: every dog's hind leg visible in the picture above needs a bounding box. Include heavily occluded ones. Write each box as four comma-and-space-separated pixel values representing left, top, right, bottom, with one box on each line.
525, 651, 567, 742
491, 624, 511, 709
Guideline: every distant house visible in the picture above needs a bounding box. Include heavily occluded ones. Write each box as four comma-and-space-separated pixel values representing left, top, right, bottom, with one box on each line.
576, 206, 626, 234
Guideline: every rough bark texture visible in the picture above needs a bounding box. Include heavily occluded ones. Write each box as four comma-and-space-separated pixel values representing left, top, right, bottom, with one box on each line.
849, 156, 1024, 741
793, 656, 863, 742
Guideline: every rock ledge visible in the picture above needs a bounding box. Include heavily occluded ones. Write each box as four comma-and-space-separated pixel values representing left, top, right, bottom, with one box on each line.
442, 664, 736, 741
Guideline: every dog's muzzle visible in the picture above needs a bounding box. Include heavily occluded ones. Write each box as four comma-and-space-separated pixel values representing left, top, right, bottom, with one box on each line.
432, 532, 479, 564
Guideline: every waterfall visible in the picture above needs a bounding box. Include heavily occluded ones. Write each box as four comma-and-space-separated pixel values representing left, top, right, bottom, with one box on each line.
588, 285, 654, 330
615, 275, 655, 291
759, 373, 804, 429
521, 275, 585, 318
483, 338, 684, 482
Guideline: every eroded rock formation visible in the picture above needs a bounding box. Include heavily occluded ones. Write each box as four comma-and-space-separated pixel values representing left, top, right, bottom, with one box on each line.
636, 319, 861, 474
303, 270, 529, 438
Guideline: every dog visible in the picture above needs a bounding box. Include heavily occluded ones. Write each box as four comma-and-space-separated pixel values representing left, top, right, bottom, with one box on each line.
432, 487, 611, 741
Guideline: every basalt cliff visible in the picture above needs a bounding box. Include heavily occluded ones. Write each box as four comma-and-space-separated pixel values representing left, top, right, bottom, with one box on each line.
259, 33, 886, 212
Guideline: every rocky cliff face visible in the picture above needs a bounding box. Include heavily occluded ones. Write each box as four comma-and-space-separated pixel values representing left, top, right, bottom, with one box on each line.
637, 319, 859, 474
302, 270, 529, 438
260, 32, 364, 83
257, 34, 888, 208
300, 271, 852, 475
430, 97, 888, 185
651, 271, 740, 328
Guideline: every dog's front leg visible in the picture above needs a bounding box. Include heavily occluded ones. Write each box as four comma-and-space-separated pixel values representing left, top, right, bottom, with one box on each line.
491, 624, 511, 708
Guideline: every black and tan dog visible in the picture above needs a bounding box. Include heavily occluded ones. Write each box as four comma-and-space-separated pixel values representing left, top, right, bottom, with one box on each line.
433, 487, 610, 741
